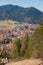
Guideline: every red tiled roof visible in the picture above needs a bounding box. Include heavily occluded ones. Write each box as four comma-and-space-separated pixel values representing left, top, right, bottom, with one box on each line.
0, 35, 4, 39
13, 32, 18, 35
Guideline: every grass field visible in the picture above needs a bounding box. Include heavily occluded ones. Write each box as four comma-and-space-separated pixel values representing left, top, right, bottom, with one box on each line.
0, 20, 25, 30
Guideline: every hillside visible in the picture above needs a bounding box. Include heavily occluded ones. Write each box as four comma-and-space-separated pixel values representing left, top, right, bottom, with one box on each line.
0, 20, 25, 29
0, 5, 43, 24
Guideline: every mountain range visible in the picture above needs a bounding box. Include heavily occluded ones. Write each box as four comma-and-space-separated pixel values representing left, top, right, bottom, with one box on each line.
0, 4, 43, 24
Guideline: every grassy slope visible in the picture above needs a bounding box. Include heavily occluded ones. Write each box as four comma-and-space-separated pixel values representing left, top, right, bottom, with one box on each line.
0, 20, 25, 30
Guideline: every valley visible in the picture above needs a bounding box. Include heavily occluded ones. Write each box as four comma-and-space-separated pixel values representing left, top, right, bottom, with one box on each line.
0, 4, 43, 65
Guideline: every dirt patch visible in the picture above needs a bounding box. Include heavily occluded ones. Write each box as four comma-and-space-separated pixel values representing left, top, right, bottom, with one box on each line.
6, 59, 42, 65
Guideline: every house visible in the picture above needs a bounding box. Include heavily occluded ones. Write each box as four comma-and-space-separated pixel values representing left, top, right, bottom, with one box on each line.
0, 35, 4, 39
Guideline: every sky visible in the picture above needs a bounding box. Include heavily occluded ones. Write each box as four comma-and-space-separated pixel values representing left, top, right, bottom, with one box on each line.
0, 0, 43, 12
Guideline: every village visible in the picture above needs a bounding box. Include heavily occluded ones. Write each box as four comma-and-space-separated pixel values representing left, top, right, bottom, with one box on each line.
0, 22, 39, 63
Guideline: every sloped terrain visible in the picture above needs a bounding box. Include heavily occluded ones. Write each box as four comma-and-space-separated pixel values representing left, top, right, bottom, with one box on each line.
0, 5, 43, 23
6, 59, 42, 65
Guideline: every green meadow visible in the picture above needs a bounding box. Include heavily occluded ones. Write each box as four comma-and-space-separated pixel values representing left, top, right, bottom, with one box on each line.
0, 20, 25, 30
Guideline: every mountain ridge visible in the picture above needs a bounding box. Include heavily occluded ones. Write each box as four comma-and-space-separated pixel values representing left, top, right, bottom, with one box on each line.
0, 4, 43, 24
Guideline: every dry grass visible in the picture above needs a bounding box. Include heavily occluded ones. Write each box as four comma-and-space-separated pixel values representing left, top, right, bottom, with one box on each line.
6, 59, 42, 65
